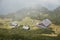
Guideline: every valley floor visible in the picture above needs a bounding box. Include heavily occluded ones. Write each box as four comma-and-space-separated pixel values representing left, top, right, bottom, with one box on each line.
0, 18, 60, 40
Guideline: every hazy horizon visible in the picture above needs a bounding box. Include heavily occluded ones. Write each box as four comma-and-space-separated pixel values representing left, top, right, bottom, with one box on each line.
0, 0, 60, 14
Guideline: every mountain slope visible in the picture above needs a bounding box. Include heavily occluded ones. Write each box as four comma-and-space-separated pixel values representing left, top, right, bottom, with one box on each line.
6, 6, 49, 20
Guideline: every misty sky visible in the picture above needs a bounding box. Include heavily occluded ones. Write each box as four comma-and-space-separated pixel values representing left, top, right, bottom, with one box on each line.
0, 0, 60, 14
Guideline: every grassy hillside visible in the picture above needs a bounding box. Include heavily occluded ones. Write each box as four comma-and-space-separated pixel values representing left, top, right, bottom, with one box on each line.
0, 17, 60, 40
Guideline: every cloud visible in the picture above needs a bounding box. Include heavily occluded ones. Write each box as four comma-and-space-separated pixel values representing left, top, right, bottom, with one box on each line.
0, 0, 60, 14
38, 0, 60, 9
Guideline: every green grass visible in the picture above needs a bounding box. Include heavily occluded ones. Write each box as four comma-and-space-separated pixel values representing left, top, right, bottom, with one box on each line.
0, 27, 59, 40
0, 17, 60, 40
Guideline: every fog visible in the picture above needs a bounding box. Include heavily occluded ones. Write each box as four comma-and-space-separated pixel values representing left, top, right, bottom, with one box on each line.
0, 0, 60, 14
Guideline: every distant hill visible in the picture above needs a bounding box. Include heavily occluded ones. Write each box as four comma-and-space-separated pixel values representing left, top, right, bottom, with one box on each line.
0, 6, 60, 21
6, 6, 49, 20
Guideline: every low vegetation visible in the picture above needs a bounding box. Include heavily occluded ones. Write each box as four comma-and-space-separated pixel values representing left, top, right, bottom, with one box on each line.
0, 17, 60, 40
